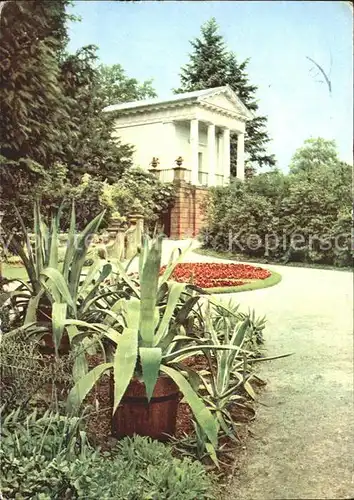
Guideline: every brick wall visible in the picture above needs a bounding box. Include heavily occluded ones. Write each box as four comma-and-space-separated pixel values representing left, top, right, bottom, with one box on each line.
168, 176, 209, 239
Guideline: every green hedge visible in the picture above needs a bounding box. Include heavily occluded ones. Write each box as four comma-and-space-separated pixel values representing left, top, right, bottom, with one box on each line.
200, 162, 352, 267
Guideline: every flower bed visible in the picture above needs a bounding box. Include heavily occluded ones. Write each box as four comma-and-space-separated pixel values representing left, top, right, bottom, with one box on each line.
160, 263, 271, 289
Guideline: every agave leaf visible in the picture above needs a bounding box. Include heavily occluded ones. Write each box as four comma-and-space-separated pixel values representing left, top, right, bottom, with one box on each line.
80, 263, 112, 308
205, 441, 219, 468
14, 204, 35, 275
156, 323, 181, 352
160, 364, 218, 448
225, 319, 250, 373
154, 282, 186, 347
139, 236, 162, 346
63, 319, 118, 343
0, 292, 10, 308
7, 235, 38, 293
139, 347, 162, 402
138, 234, 150, 278
40, 268, 76, 315
163, 344, 249, 363
174, 295, 200, 325
244, 380, 256, 400
156, 281, 168, 303
113, 327, 138, 413
246, 352, 294, 363
158, 241, 193, 286
122, 297, 140, 329
69, 210, 105, 299
33, 203, 44, 276
111, 259, 140, 297
40, 220, 50, 268
48, 211, 59, 269
51, 302, 68, 356
24, 289, 45, 324
101, 298, 126, 327
67, 363, 113, 413
78, 259, 106, 299
72, 350, 89, 383
63, 200, 76, 281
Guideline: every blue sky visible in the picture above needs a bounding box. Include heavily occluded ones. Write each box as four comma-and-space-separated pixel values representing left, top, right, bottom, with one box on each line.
67, 1, 353, 170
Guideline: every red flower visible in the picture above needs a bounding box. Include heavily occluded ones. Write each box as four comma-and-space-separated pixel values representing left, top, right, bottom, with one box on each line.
159, 263, 270, 288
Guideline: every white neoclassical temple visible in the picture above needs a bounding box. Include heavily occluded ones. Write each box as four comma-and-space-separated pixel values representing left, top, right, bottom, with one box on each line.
103, 85, 253, 187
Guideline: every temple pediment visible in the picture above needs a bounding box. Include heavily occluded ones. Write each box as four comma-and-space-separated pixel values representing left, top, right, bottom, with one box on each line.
198, 87, 253, 120
103, 85, 252, 121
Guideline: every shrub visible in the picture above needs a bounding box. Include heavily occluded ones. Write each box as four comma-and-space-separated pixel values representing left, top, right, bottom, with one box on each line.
0, 337, 72, 414
201, 161, 352, 267
71, 167, 175, 231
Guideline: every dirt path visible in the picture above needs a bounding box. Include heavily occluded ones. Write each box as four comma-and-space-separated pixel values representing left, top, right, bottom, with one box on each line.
224, 264, 353, 500
162, 240, 354, 499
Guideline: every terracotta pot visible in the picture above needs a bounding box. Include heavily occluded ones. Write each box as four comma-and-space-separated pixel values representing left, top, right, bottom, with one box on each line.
111, 375, 180, 441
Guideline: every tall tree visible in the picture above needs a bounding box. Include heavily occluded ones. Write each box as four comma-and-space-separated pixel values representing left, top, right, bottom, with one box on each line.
175, 18, 229, 91
289, 137, 339, 174
0, 0, 73, 224
174, 18, 276, 176
0, 0, 157, 226
97, 64, 157, 107
59, 46, 135, 185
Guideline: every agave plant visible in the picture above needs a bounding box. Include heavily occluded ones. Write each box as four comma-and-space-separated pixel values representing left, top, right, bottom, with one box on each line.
5, 201, 112, 356
67, 235, 252, 452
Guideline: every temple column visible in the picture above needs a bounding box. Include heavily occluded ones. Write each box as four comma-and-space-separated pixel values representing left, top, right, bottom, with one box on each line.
222, 128, 230, 185
207, 123, 216, 186
163, 121, 176, 169
237, 132, 245, 180
190, 118, 199, 185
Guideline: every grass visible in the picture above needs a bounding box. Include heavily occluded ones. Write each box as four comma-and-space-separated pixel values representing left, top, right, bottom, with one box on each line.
194, 248, 353, 272
1, 263, 28, 281
205, 269, 282, 294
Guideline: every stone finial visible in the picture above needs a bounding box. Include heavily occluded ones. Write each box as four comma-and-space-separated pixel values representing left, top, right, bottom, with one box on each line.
175, 156, 184, 167
149, 157, 161, 178
150, 157, 160, 169
173, 156, 187, 183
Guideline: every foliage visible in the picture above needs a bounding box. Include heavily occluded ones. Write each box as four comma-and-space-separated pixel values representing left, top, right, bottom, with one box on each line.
0, 0, 73, 226
289, 137, 339, 174
4, 202, 111, 358
174, 17, 276, 174
72, 167, 175, 230
59, 45, 135, 186
67, 235, 291, 462
97, 63, 157, 107
73, 435, 215, 500
0, 408, 95, 499
67, 235, 220, 452
0, 336, 72, 414
177, 299, 290, 461
201, 139, 352, 267
0, 1, 159, 229
0, 409, 215, 500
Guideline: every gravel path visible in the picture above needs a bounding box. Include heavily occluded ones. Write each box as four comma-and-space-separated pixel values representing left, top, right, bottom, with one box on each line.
162, 240, 354, 500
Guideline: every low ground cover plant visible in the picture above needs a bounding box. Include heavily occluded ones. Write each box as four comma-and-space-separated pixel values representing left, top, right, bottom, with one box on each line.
0, 409, 215, 499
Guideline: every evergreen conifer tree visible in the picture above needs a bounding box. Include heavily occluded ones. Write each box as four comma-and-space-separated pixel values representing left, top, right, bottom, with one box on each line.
175, 18, 276, 176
